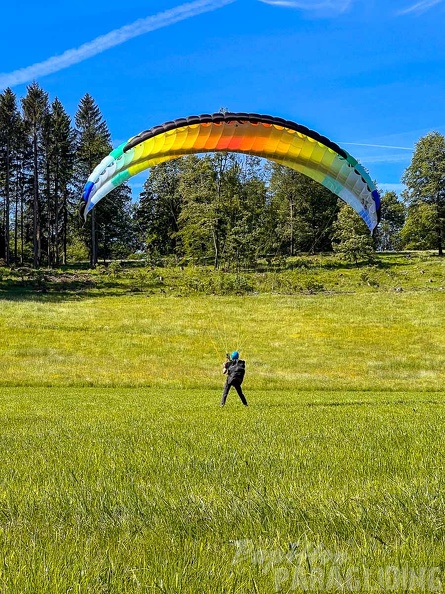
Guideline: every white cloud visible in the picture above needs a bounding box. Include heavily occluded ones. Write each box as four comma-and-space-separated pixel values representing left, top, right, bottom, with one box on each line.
258, 0, 352, 14
397, 0, 443, 15
0, 0, 235, 90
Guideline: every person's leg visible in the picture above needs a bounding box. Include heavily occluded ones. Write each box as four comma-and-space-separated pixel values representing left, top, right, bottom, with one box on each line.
221, 380, 231, 406
233, 382, 248, 406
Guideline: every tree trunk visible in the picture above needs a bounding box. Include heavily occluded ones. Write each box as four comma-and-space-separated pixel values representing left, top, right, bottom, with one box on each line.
62, 194, 68, 266
20, 184, 24, 265
14, 190, 18, 263
212, 228, 219, 269
33, 134, 40, 268
54, 172, 60, 267
436, 200, 443, 256
4, 138, 10, 265
91, 208, 97, 267
289, 199, 294, 257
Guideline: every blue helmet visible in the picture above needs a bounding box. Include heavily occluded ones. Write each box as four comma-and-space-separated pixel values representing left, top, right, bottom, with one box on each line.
231, 351, 239, 360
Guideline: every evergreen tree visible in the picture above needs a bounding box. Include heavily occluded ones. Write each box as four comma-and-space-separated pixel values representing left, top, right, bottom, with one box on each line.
74, 94, 112, 266
96, 183, 136, 261
332, 202, 375, 263
0, 88, 22, 264
402, 131, 445, 256
13, 129, 33, 264
21, 83, 49, 267
43, 98, 76, 266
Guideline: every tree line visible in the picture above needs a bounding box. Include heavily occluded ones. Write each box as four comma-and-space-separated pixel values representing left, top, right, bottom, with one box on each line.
1, 84, 444, 269
0, 84, 133, 268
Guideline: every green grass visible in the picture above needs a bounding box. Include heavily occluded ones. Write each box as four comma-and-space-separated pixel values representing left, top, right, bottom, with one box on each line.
0, 290, 444, 391
1, 253, 445, 592
1, 251, 444, 300
1, 389, 445, 592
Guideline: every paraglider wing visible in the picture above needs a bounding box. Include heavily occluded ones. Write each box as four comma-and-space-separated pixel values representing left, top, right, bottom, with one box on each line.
83, 112, 380, 232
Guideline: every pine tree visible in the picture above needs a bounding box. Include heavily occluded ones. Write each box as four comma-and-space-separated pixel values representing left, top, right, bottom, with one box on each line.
21, 83, 49, 267
332, 202, 375, 264
74, 94, 112, 267
46, 98, 75, 265
0, 88, 22, 264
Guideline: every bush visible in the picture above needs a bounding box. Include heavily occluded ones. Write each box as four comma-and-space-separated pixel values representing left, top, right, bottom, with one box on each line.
108, 261, 123, 278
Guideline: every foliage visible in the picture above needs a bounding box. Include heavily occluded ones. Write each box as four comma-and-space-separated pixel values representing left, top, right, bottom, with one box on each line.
374, 191, 406, 251
402, 131, 445, 255
0, 87, 23, 265
135, 160, 182, 255
332, 202, 375, 263
399, 202, 437, 250
3, 82, 443, 272
1, 251, 444, 302
21, 82, 50, 267
222, 156, 270, 269
268, 164, 339, 255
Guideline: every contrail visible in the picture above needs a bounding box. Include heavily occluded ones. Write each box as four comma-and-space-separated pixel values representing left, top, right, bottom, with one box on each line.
339, 142, 414, 151
0, 0, 235, 90
397, 0, 443, 15
257, 0, 352, 12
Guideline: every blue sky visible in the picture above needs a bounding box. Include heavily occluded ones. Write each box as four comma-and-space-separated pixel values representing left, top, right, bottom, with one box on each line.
1, 0, 444, 197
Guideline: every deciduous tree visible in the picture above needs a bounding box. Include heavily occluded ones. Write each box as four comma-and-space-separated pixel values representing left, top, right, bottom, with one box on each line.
402, 132, 445, 256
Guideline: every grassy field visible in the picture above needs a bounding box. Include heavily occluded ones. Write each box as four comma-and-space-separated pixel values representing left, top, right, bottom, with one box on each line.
0, 254, 444, 592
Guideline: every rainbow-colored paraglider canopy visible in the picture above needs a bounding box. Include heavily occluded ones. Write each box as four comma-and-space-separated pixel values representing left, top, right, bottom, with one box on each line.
83, 112, 381, 232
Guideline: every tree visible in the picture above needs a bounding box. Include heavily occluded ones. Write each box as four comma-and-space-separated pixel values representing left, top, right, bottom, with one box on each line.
22, 83, 49, 267
399, 202, 436, 250
175, 153, 268, 268
75, 95, 136, 264
95, 183, 136, 262
268, 164, 339, 255
374, 191, 406, 251
12, 129, 33, 264
0, 88, 22, 265
402, 132, 445, 256
332, 202, 375, 263
135, 160, 182, 257
74, 94, 112, 267
44, 98, 76, 266
223, 156, 269, 269
176, 155, 217, 264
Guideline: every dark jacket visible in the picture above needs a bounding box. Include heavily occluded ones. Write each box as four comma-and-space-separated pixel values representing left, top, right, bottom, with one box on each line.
226, 359, 246, 382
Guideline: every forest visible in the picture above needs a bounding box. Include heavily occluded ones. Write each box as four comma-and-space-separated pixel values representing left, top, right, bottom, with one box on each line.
0, 83, 444, 270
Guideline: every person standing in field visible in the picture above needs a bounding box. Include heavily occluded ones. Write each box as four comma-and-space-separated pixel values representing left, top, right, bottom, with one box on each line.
221, 351, 248, 406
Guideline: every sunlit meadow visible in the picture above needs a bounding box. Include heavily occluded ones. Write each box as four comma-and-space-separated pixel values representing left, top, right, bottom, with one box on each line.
0, 254, 444, 592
